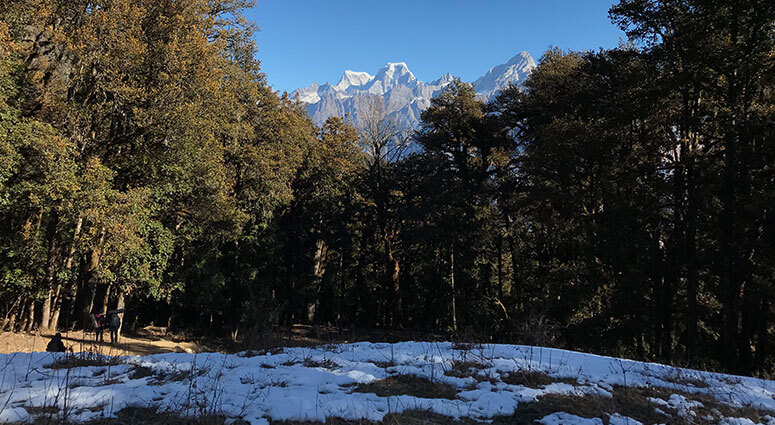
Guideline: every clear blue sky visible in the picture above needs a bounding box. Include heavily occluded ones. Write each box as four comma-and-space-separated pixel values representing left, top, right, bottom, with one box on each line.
246, 1, 626, 94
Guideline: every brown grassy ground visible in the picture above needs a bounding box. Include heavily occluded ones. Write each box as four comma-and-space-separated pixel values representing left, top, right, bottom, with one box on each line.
0, 330, 201, 356
354, 375, 459, 399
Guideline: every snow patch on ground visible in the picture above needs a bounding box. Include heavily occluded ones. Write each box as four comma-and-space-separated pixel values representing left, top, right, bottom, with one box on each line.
539, 412, 603, 425
0, 342, 773, 424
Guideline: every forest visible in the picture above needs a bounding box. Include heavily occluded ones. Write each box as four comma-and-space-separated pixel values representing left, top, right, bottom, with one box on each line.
0, 0, 773, 377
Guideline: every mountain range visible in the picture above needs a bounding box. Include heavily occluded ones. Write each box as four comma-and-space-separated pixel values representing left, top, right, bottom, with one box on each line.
291, 52, 537, 130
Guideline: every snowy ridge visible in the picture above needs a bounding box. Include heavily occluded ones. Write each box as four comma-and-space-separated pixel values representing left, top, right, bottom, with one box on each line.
291, 52, 537, 130
334, 70, 373, 91
473, 51, 536, 99
1, 342, 774, 424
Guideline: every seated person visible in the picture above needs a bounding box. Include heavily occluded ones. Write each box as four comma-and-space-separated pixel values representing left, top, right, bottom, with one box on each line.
46, 333, 67, 353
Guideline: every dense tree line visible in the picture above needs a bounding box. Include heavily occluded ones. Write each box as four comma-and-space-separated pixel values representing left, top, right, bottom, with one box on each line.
1, 0, 774, 376
0, 0, 315, 335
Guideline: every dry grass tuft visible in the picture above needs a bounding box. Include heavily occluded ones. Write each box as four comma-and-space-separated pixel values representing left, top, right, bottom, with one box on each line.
238, 347, 284, 358
75, 406, 246, 425
149, 367, 209, 385
500, 369, 575, 388
383, 410, 482, 424
270, 410, 479, 425
444, 360, 496, 385
270, 418, 376, 425
126, 364, 209, 385
45, 352, 122, 369
499, 391, 671, 425
129, 365, 155, 380
354, 374, 458, 400
303, 358, 338, 369
659, 368, 712, 389
493, 385, 775, 425
24, 406, 60, 415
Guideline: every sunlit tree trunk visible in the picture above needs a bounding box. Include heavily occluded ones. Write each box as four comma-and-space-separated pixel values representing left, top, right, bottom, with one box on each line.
52, 215, 83, 330
40, 219, 59, 330
82, 230, 105, 328
116, 289, 125, 335
308, 239, 328, 322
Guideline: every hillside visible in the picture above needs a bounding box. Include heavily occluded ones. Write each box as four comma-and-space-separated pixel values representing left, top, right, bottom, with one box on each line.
1, 342, 773, 424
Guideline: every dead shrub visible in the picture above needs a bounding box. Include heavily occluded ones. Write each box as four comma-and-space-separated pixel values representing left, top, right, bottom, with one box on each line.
129, 365, 155, 380
270, 410, 476, 425
494, 385, 775, 425
76, 406, 244, 425
501, 370, 574, 388
45, 352, 122, 369
303, 358, 338, 369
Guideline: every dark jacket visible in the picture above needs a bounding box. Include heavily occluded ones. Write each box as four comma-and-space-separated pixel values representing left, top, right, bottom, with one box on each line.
46, 337, 66, 353
108, 313, 121, 329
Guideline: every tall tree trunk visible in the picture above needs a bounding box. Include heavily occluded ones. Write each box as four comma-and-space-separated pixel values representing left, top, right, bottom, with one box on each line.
678, 91, 701, 366
68, 257, 87, 330
355, 229, 371, 327
40, 220, 59, 330
166, 293, 174, 330
101, 283, 112, 314
650, 238, 664, 360
506, 235, 521, 311
81, 230, 105, 328
85, 285, 97, 324
450, 246, 457, 333
738, 284, 756, 374
2, 299, 20, 331
337, 253, 345, 329
116, 289, 125, 335
49, 285, 63, 332
385, 237, 400, 327
308, 239, 328, 322
684, 171, 699, 365
40, 287, 54, 331
718, 30, 749, 371
23, 300, 36, 332
5, 312, 16, 332
754, 297, 769, 372
497, 234, 504, 299
53, 215, 83, 331
674, 142, 698, 365
655, 235, 674, 362
19, 302, 29, 332
661, 273, 674, 362
720, 129, 742, 371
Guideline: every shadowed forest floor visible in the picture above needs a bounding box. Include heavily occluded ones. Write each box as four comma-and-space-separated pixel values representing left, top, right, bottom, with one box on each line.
0, 325, 446, 357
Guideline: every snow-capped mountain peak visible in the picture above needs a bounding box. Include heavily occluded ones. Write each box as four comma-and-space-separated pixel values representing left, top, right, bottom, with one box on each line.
334, 70, 373, 91
473, 51, 536, 99
507, 51, 534, 67
377, 62, 413, 79
291, 52, 536, 130
367, 62, 417, 95
431, 73, 455, 86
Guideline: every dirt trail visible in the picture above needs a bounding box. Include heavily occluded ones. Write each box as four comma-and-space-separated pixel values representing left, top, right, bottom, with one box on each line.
0, 330, 201, 356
